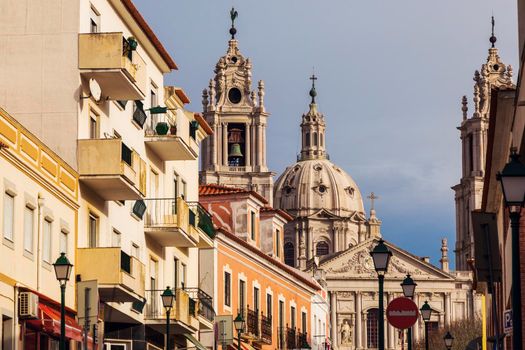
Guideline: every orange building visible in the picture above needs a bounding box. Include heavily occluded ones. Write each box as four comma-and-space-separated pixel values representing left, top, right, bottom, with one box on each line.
199, 185, 321, 350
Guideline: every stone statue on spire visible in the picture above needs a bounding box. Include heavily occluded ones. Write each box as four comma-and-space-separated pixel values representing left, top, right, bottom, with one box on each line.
229, 7, 238, 39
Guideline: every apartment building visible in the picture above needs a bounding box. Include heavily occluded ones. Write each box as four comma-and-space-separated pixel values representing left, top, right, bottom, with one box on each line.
0, 0, 214, 349
199, 185, 321, 350
0, 108, 80, 349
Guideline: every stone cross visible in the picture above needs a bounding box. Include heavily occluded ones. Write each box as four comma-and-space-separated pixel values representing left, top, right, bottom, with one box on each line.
367, 192, 379, 210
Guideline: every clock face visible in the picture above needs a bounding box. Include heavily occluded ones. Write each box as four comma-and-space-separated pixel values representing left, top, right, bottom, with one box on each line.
228, 88, 242, 104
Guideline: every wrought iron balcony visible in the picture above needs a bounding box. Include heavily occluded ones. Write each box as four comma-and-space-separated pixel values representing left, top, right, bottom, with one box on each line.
185, 288, 214, 324
187, 202, 216, 248
246, 307, 259, 337
286, 327, 297, 349
260, 313, 272, 344
143, 289, 199, 332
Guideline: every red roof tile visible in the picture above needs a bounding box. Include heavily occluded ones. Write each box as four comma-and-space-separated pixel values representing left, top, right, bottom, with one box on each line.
199, 184, 268, 204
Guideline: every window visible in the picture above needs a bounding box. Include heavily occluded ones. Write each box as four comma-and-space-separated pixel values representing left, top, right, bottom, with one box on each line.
149, 259, 158, 290
302, 312, 307, 333
24, 206, 34, 253
250, 211, 256, 240
313, 132, 318, 146
112, 229, 121, 247
266, 294, 272, 318
88, 214, 98, 248
173, 173, 179, 198
290, 306, 296, 329
131, 243, 139, 259
305, 132, 310, 147
132, 101, 147, 128
239, 280, 246, 313
224, 272, 231, 307
89, 111, 98, 139
316, 241, 329, 256
59, 230, 68, 255
320, 133, 324, 147
468, 134, 474, 173
275, 229, 280, 257
278, 300, 284, 327
150, 84, 158, 108
3, 193, 14, 242
367, 308, 379, 348
284, 242, 295, 267
254, 287, 260, 312
181, 263, 187, 289
89, 6, 100, 33
42, 220, 52, 263
174, 258, 179, 288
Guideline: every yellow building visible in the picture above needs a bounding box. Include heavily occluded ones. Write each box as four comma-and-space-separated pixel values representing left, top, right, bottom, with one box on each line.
0, 107, 80, 349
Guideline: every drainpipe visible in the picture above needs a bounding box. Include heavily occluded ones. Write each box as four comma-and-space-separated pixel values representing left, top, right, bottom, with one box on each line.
36, 194, 45, 291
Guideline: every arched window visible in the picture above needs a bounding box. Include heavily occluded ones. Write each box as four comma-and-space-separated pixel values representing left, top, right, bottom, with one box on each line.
313, 132, 318, 146
320, 133, 324, 147
305, 132, 310, 147
284, 242, 295, 267
367, 308, 379, 348
316, 241, 329, 256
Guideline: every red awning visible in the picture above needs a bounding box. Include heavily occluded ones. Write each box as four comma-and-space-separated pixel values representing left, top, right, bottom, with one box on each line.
27, 303, 83, 342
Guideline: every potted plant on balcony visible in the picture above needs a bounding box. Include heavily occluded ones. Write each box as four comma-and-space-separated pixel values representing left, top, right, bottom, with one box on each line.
155, 122, 169, 135
127, 36, 138, 51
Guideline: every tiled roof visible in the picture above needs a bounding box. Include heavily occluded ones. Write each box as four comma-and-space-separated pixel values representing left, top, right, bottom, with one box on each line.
260, 206, 294, 221
199, 184, 268, 204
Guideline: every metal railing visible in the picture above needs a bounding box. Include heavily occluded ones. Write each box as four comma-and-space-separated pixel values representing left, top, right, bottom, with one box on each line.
297, 331, 309, 348
144, 289, 169, 319
146, 109, 177, 137
187, 202, 216, 239
185, 288, 214, 322
246, 307, 259, 337
143, 198, 180, 227
286, 327, 296, 349
260, 313, 272, 344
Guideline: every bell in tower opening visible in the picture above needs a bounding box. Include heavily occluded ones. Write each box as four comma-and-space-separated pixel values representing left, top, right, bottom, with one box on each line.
228, 126, 245, 166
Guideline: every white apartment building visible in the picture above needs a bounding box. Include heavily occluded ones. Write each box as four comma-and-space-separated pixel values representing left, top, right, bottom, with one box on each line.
0, 0, 214, 349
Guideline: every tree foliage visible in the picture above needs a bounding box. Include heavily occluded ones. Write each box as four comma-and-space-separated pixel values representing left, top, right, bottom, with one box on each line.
413, 316, 482, 350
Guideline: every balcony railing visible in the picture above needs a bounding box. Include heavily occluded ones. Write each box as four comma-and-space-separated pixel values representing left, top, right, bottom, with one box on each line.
286, 327, 296, 349
144, 289, 196, 323
246, 307, 259, 337
184, 288, 214, 323
278, 327, 287, 350
260, 313, 272, 344
297, 331, 309, 349
187, 202, 216, 239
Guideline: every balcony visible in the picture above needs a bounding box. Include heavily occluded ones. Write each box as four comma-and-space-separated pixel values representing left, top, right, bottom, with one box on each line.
286, 327, 297, 350
78, 139, 146, 200
76, 247, 145, 303
246, 307, 260, 338
185, 288, 214, 328
144, 108, 198, 161
144, 198, 199, 247
79, 32, 147, 100
260, 313, 272, 344
144, 289, 199, 333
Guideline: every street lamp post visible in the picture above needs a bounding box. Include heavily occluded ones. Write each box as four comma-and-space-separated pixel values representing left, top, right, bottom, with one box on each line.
53, 253, 73, 350
420, 301, 432, 350
497, 150, 525, 350
443, 331, 454, 350
370, 238, 392, 350
234, 313, 245, 350
161, 287, 175, 350
400, 274, 417, 350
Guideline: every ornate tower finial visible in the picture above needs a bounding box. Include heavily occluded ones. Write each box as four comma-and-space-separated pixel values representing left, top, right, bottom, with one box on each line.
229, 7, 238, 40
309, 73, 318, 104
490, 16, 497, 48
461, 95, 468, 121
440, 237, 449, 272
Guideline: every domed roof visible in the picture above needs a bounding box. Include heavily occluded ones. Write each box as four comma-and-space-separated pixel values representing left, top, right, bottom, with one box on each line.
274, 158, 365, 217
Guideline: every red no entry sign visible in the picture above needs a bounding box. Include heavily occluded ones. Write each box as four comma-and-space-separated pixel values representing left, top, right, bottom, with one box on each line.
386, 297, 419, 329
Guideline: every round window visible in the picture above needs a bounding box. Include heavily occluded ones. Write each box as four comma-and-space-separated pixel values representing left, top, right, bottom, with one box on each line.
318, 185, 327, 193
228, 88, 242, 104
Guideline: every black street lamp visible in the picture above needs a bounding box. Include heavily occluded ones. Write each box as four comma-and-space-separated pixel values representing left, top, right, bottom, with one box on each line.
401, 274, 417, 350
161, 287, 175, 350
443, 331, 454, 350
497, 150, 525, 350
420, 301, 432, 350
234, 313, 245, 350
370, 238, 392, 350
53, 253, 73, 350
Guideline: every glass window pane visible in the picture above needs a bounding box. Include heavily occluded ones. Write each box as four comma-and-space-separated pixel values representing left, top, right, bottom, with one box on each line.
24, 206, 34, 253
60, 230, 68, 255
43, 220, 52, 263
3, 193, 14, 241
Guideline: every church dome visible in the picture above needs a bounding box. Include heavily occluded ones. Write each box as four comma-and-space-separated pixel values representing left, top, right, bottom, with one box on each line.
274, 158, 365, 217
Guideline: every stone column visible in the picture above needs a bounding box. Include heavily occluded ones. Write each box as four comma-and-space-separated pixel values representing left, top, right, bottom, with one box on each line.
362, 312, 368, 349
252, 123, 257, 166
330, 292, 338, 349
262, 124, 266, 167
355, 292, 362, 349
387, 293, 395, 349
413, 294, 420, 343
245, 123, 251, 167
334, 228, 339, 252
444, 293, 451, 327
222, 123, 228, 166
212, 123, 217, 166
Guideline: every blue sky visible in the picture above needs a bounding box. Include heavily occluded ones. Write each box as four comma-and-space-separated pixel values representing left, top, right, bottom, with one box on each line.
133, 0, 518, 269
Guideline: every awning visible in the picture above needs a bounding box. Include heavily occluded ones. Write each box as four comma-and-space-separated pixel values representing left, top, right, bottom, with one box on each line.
183, 333, 209, 350
27, 303, 83, 342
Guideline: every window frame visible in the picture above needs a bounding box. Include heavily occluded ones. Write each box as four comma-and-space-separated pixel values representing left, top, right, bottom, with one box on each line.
23, 205, 35, 254
224, 271, 231, 307
42, 219, 53, 264
3, 192, 15, 243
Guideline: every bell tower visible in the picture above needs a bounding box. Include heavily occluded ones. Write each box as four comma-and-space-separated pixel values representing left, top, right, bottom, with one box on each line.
453, 17, 514, 270
299, 74, 328, 161
200, 8, 274, 204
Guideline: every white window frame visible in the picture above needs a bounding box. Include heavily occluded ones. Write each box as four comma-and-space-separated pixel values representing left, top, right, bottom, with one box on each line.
23, 204, 35, 255
3, 191, 15, 243
59, 229, 68, 255
42, 218, 53, 264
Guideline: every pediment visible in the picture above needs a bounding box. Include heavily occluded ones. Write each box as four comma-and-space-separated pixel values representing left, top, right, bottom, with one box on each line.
320, 238, 453, 280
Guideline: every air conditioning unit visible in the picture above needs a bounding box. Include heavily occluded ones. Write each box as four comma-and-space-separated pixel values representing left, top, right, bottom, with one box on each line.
19, 292, 39, 318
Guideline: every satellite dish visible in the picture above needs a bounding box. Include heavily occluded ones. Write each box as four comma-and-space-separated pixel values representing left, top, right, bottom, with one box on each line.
88, 78, 102, 102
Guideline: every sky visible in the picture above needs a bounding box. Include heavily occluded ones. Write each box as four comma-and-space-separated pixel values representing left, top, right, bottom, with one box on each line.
133, 0, 518, 269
